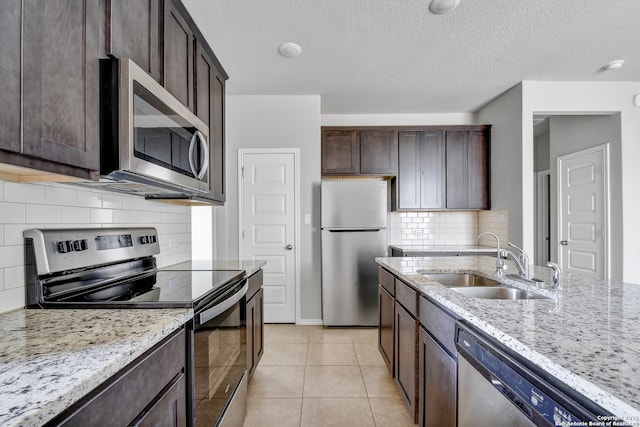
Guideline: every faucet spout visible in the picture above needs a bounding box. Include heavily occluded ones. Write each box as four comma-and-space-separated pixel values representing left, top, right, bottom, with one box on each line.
476, 232, 505, 273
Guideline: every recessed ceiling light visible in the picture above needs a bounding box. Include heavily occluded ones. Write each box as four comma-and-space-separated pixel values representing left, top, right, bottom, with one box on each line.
603, 59, 624, 71
278, 42, 302, 58
429, 0, 461, 14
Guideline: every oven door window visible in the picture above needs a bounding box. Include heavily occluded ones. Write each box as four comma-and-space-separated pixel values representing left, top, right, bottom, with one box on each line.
132, 81, 207, 180
194, 299, 246, 425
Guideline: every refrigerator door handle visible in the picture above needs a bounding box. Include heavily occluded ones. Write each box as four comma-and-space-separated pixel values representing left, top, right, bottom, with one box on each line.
326, 228, 384, 232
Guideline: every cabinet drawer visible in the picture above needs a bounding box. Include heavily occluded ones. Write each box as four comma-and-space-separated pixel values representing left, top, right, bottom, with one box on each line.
419, 297, 457, 355
379, 268, 395, 296
395, 279, 417, 316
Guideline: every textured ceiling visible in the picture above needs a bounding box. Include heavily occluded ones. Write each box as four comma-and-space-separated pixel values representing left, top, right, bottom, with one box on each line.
184, 0, 640, 114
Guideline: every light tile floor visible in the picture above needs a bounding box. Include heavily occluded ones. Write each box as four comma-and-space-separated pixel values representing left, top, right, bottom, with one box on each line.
242, 325, 417, 427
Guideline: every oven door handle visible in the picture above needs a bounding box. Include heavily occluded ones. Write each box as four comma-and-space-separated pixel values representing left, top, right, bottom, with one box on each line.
197, 282, 248, 325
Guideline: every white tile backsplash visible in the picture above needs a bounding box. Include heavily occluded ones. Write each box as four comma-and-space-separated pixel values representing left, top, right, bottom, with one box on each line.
389, 211, 480, 245
0, 181, 191, 314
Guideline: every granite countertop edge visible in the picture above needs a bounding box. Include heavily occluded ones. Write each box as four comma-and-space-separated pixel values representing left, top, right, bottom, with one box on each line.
376, 255, 640, 420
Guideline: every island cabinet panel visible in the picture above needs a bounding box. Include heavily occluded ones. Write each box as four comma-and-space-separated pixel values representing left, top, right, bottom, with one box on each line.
445, 129, 490, 210
107, 0, 162, 83
418, 296, 459, 427
378, 284, 395, 375
20, 0, 100, 175
395, 301, 418, 423
164, 0, 194, 111
378, 267, 396, 374
0, 0, 21, 155
321, 130, 360, 174
418, 326, 457, 427
49, 329, 186, 427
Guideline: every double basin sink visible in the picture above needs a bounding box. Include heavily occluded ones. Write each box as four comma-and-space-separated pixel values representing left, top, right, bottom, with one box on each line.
424, 273, 550, 300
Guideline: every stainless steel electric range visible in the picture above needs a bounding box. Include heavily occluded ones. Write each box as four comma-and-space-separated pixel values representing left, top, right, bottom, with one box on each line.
24, 227, 247, 427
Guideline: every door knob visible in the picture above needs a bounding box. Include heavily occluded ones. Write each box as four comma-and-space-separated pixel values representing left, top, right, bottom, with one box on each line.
560, 240, 568, 246
285, 244, 293, 250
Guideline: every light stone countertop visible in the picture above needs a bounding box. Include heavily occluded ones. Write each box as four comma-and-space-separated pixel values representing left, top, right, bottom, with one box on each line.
389, 244, 496, 253
0, 259, 266, 426
376, 256, 640, 421
0, 308, 193, 427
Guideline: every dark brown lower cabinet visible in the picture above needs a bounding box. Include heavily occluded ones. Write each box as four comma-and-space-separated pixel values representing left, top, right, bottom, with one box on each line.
378, 284, 394, 375
246, 269, 264, 381
395, 302, 418, 423
418, 326, 457, 427
49, 328, 186, 427
246, 287, 264, 380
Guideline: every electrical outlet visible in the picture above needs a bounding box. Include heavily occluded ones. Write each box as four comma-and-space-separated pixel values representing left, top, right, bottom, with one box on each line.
413, 229, 424, 236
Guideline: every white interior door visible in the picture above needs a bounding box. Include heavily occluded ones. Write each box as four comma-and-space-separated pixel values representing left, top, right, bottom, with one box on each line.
240, 150, 297, 323
557, 144, 609, 279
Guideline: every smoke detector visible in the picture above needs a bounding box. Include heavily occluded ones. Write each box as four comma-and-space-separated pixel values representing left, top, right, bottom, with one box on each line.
603, 60, 624, 71
278, 42, 302, 58
429, 0, 461, 14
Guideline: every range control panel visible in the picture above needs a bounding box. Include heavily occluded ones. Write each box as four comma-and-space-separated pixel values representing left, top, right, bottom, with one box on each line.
24, 227, 161, 276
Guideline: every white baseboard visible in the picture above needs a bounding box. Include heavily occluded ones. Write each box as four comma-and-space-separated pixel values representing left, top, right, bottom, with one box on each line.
296, 318, 323, 326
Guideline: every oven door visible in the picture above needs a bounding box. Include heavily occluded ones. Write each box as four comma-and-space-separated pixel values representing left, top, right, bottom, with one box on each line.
189, 279, 248, 427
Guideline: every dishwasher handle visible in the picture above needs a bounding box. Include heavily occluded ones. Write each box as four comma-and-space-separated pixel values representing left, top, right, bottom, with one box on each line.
489, 377, 534, 419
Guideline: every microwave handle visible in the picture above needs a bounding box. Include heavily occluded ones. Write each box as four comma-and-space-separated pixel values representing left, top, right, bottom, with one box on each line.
188, 130, 209, 180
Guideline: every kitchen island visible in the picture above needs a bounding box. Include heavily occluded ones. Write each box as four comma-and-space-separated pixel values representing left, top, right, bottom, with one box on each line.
376, 255, 640, 421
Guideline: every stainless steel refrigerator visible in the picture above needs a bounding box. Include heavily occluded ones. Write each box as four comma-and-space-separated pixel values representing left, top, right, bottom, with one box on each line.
321, 180, 388, 326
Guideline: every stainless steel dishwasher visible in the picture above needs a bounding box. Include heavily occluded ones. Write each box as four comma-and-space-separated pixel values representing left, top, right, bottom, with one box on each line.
455, 322, 627, 427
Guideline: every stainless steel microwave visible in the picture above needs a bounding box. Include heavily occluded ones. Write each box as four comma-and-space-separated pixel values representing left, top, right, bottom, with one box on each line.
95, 58, 211, 197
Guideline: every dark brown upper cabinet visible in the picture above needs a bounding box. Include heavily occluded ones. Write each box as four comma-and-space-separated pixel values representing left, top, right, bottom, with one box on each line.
107, 0, 162, 83
0, 0, 21, 157
195, 39, 226, 203
9, 0, 100, 179
397, 131, 444, 210
321, 128, 397, 176
445, 129, 490, 210
393, 125, 490, 211
164, 0, 194, 111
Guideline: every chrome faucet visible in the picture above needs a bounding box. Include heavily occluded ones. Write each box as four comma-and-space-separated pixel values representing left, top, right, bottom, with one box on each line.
476, 232, 505, 273
501, 242, 531, 279
545, 262, 563, 289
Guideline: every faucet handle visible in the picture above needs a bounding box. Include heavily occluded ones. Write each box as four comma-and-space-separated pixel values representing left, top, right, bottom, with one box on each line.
545, 262, 562, 289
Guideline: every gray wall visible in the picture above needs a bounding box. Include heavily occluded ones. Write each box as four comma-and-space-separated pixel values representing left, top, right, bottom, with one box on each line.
534, 119, 550, 172
548, 115, 622, 280
477, 84, 524, 246
215, 95, 322, 322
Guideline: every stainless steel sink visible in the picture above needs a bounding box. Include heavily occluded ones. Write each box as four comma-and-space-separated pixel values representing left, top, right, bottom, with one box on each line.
449, 286, 550, 300
423, 273, 500, 287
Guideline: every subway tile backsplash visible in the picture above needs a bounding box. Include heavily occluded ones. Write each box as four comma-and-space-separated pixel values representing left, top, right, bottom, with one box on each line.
389, 211, 480, 245
0, 180, 191, 314
389, 209, 510, 248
